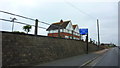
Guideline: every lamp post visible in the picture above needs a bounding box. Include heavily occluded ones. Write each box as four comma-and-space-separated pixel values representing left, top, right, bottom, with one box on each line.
10, 17, 17, 32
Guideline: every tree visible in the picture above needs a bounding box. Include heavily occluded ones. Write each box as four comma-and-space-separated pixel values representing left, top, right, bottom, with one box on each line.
23, 25, 32, 34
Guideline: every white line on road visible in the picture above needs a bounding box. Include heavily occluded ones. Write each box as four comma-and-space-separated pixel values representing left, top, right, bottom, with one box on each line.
91, 49, 110, 67
80, 56, 99, 66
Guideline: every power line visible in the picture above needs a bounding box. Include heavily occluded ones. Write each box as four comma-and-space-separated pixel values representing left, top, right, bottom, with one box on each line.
38, 26, 47, 29
0, 10, 50, 26
0, 18, 47, 29
64, 0, 97, 19
0, 10, 35, 21
40, 21, 51, 25
0, 18, 34, 26
0, 10, 79, 33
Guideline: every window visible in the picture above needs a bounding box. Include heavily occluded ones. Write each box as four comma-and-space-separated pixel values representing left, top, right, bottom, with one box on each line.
60, 29, 62, 32
65, 36, 69, 38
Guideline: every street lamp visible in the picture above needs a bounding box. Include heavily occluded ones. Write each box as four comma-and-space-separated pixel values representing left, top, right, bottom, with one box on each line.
10, 17, 17, 32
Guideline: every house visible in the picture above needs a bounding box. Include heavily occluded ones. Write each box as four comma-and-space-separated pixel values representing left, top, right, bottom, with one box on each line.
46, 20, 80, 40
72, 25, 80, 40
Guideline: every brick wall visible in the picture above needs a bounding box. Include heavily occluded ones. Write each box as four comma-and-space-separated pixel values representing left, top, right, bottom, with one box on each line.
48, 32, 80, 38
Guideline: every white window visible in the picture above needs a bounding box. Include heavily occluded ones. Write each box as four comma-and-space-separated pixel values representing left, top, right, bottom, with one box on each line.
69, 30, 71, 34
66, 30, 69, 33
60, 29, 62, 32
76, 33, 77, 35
50, 30, 58, 33
65, 36, 69, 38
48, 31, 50, 33
49, 30, 53, 33
64, 29, 65, 32
62, 29, 64, 32
73, 32, 76, 35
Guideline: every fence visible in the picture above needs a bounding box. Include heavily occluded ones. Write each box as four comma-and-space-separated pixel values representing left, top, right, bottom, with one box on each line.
0, 10, 84, 41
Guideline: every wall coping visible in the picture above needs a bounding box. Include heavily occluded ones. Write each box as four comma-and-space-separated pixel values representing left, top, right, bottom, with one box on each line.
1, 31, 85, 42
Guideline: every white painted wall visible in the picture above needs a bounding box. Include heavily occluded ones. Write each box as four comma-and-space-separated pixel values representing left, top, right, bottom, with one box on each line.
49, 21, 74, 34
66, 22, 73, 30
73, 25, 80, 36
65, 36, 69, 39
48, 21, 80, 40
74, 25, 79, 33
49, 30, 58, 33
49, 29, 64, 33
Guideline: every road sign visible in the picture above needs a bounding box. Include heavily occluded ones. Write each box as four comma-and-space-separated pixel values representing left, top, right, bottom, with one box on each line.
79, 29, 88, 35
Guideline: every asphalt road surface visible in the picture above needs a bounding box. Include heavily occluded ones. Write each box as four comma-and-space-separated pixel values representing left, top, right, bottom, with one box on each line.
3, 47, 119, 68
38, 53, 100, 66
37, 47, 119, 68
35, 49, 108, 68
87, 47, 119, 68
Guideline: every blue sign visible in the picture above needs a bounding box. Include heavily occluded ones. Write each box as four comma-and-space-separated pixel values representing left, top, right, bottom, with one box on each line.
79, 29, 88, 35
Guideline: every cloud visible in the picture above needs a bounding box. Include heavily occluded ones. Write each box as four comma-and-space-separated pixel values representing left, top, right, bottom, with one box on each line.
65, 0, 119, 2
0, 0, 118, 45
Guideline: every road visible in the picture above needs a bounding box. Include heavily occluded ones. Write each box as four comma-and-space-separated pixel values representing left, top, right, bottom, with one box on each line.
35, 49, 108, 68
87, 47, 119, 68
38, 53, 100, 66
36, 47, 119, 68
4, 47, 119, 68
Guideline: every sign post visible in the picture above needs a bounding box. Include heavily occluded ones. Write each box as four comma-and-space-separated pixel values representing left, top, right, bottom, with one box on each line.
79, 29, 88, 54
86, 34, 88, 54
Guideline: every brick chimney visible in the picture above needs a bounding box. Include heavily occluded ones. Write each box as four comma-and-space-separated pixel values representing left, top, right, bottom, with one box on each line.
60, 19, 63, 23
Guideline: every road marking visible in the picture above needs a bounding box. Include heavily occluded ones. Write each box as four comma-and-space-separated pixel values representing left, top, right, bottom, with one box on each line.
78, 49, 109, 68
91, 49, 109, 67
80, 56, 98, 66
80, 49, 109, 67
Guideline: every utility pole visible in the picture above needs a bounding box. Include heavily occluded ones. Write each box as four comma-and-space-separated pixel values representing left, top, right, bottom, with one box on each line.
35, 19, 38, 36
97, 19, 100, 49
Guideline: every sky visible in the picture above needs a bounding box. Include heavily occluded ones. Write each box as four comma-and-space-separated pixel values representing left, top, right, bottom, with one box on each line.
0, 0, 119, 45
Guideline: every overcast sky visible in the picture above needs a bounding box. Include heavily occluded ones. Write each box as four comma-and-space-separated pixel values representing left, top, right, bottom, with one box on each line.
0, 0, 119, 45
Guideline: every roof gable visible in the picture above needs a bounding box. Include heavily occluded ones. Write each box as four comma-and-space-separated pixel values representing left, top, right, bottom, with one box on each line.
74, 25, 79, 33
72, 25, 77, 30
66, 21, 73, 30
